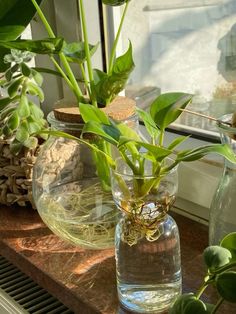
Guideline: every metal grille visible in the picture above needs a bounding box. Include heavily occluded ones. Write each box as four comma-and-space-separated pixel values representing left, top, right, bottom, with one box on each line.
0, 255, 74, 314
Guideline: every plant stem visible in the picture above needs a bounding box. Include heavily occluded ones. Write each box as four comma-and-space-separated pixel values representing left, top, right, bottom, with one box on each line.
31, 0, 83, 101
108, 1, 129, 75
195, 282, 208, 299
79, 63, 91, 98
212, 261, 236, 274
50, 56, 74, 91
211, 298, 223, 314
159, 130, 164, 146
78, 0, 97, 107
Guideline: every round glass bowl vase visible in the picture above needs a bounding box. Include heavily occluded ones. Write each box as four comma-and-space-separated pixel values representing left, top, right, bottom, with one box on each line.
110, 158, 181, 313
33, 97, 139, 250
209, 113, 236, 245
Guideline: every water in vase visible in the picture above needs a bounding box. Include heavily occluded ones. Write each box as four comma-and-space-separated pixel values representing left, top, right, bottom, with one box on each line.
115, 214, 181, 313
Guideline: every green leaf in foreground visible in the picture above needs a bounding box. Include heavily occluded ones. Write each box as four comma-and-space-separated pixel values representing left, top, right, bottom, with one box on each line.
17, 94, 30, 118
79, 103, 109, 124
92, 42, 134, 104
216, 271, 236, 302
63, 42, 99, 64
82, 121, 120, 145
136, 107, 160, 140
176, 144, 236, 164
0, 38, 65, 54
220, 232, 236, 262
203, 246, 232, 271
150, 92, 193, 130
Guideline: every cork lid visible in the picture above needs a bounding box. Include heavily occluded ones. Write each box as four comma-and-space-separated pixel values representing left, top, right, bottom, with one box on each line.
53, 96, 136, 123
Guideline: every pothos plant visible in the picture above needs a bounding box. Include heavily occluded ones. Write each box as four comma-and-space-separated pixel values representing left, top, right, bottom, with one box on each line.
170, 232, 236, 314
0, 0, 133, 187
0, 49, 47, 153
0, 0, 134, 108
43, 92, 236, 225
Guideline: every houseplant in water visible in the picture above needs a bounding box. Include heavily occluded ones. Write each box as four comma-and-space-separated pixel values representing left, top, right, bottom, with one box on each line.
0, 49, 47, 207
44, 92, 236, 313
7, 0, 138, 249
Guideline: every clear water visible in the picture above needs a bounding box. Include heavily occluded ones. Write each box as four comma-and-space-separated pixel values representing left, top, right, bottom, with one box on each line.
115, 215, 181, 313
36, 180, 119, 249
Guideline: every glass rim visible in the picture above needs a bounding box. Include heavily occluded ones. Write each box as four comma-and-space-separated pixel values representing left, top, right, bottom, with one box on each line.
111, 156, 178, 179
47, 111, 138, 131
217, 113, 236, 133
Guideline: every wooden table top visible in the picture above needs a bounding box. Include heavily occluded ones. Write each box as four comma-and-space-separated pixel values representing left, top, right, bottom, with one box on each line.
0, 205, 235, 314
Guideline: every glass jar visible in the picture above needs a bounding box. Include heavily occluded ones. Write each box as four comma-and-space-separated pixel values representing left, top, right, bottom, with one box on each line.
33, 99, 139, 250
209, 113, 236, 245
110, 158, 181, 313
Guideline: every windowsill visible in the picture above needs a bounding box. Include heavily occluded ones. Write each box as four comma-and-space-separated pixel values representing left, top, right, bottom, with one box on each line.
1, 204, 235, 313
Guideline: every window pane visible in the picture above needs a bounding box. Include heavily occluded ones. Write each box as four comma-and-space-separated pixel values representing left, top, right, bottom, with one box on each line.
111, 0, 236, 137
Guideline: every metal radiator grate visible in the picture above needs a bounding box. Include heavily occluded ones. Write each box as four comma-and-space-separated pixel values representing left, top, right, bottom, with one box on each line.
0, 255, 74, 314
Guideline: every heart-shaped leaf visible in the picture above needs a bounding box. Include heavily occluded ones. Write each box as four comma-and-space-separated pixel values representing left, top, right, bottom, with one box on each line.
203, 246, 232, 271
92, 42, 134, 105
216, 271, 236, 302
220, 232, 236, 262
150, 92, 193, 131
63, 42, 99, 64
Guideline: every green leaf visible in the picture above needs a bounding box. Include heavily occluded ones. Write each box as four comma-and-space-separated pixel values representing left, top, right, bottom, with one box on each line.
177, 144, 236, 163
63, 42, 99, 64
116, 122, 141, 142
0, 103, 17, 120
150, 92, 193, 130
9, 139, 23, 155
31, 69, 43, 86
92, 42, 134, 105
0, 0, 43, 40
27, 116, 44, 134
23, 136, 38, 149
170, 294, 211, 314
17, 94, 30, 118
7, 111, 20, 131
79, 104, 110, 124
216, 271, 236, 302
27, 82, 44, 102
15, 120, 29, 143
220, 232, 236, 262
203, 246, 232, 271
136, 107, 160, 140
82, 121, 120, 145
29, 102, 44, 120
0, 97, 13, 110
0, 38, 65, 54
113, 41, 134, 76
135, 142, 172, 162
21, 62, 31, 77
2, 125, 12, 137
7, 77, 23, 98
168, 136, 190, 151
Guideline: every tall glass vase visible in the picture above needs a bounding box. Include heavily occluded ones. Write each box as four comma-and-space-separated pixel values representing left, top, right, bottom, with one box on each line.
209, 113, 236, 245
110, 158, 181, 313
